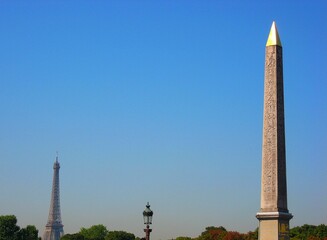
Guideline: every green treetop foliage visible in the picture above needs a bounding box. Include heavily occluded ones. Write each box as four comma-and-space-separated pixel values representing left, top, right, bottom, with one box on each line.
290, 224, 327, 240
61, 233, 85, 240
62, 227, 136, 240
79, 225, 109, 240
0, 215, 39, 240
0, 215, 20, 240
17, 225, 39, 240
174, 225, 326, 240
175, 237, 192, 240
197, 226, 228, 240
105, 231, 135, 240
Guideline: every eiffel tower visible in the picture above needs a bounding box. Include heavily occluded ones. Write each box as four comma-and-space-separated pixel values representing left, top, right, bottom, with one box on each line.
43, 155, 64, 240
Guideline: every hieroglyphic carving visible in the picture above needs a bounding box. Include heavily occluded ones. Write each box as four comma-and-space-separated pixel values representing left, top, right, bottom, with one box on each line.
257, 23, 292, 240
262, 46, 277, 205
261, 45, 288, 211
262, 47, 276, 197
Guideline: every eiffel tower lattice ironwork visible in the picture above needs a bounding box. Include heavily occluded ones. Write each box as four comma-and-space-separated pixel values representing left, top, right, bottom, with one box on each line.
43, 155, 64, 240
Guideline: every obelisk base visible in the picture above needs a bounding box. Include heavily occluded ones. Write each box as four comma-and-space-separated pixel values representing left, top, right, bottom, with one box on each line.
256, 212, 293, 240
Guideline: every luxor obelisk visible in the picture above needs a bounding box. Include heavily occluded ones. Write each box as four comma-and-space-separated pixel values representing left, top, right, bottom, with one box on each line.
256, 22, 293, 240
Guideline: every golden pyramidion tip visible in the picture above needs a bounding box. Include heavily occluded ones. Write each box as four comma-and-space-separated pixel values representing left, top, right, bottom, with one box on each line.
266, 21, 282, 47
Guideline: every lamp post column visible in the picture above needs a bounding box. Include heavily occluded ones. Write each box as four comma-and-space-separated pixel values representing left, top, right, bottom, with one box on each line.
144, 225, 152, 240
143, 202, 153, 240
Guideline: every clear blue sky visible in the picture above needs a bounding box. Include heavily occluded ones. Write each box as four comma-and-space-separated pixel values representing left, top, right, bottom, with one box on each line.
0, 1, 326, 239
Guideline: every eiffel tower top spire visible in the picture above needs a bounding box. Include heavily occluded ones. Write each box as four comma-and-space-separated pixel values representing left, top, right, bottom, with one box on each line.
53, 156, 60, 170
43, 155, 64, 240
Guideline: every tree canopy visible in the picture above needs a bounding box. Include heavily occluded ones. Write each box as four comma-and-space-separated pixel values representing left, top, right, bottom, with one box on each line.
60, 223, 327, 240
105, 231, 135, 240
17, 225, 39, 240
0, 215, 39, 240
290, 224, 327, 240
61, 233, 85, 240
0, 215, 20, 240
175, 225, 326, 240
62, 225, 136, 240
80, 225, 109, 240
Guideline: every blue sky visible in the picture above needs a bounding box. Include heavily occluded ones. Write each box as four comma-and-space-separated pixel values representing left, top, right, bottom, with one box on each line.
0, 1, 326, 239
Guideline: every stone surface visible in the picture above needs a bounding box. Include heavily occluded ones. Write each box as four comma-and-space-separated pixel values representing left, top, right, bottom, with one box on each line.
261, 44, 287, 212
256, 22, 292, 240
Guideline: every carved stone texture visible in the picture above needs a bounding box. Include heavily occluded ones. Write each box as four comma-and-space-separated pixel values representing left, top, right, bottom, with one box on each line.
257, 22, 292, 240
260, 45, 288, 212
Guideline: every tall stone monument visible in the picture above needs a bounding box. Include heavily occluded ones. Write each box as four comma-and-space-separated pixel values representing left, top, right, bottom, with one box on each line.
43, 155, 64, 240
256, 22, 293, 240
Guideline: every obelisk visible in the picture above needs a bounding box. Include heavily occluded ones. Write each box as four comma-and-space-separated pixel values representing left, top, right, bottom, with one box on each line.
256, 22, 293, 240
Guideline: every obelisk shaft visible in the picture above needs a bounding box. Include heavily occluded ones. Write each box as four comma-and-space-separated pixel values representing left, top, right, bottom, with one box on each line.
261, 42, 287, 212
256, 22, 292, 240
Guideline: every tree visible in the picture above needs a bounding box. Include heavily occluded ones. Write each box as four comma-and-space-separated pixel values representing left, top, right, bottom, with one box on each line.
105, 231, 135, 240
197, 226, 228, 240
80, 224, 109, 240
17, 225, 39, 240
0, 215, 20, 240
175, 237, 192, 240
222, 232, 243, 240
61, 233, 85, 240
243, 228, 258, 240
290, 224, 327, 240
315, 225, 327, 239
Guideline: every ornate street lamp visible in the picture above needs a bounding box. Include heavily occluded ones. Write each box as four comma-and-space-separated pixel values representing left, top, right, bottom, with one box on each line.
143, 202, 153, 240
